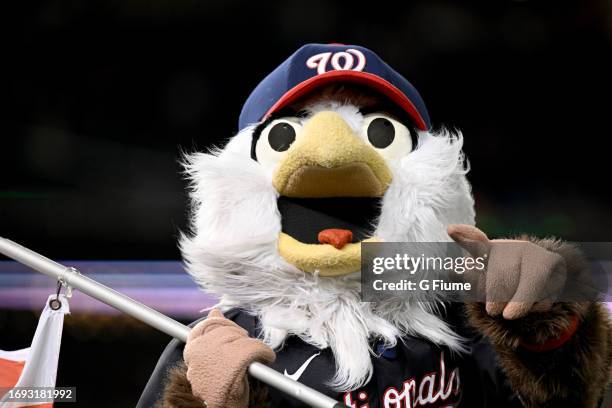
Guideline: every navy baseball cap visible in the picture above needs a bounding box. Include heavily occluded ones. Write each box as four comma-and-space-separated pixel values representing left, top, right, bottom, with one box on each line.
239, 43, 430, 131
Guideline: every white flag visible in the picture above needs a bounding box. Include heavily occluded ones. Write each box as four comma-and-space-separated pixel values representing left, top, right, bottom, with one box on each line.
0, 295, 70, 408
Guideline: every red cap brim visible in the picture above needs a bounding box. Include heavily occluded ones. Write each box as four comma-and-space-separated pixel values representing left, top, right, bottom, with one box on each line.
263, 70, 428, 130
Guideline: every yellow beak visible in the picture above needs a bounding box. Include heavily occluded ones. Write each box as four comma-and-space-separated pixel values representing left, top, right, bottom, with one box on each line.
274, 111, 391, 276
273, 111, 392, 197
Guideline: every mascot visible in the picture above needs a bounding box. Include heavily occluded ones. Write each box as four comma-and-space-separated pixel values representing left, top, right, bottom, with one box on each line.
137, 44, 611, 407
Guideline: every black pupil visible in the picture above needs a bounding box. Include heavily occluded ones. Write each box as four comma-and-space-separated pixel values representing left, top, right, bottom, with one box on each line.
268, 122, 296, 152
367, 118, 395, 148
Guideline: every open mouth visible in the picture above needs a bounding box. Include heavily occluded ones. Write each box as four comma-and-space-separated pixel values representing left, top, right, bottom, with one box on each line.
277, 196, 381, 245
270, 111, 393, 275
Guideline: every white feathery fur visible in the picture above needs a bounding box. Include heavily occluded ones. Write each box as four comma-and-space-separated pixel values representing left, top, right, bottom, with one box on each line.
180, 102, 475, 391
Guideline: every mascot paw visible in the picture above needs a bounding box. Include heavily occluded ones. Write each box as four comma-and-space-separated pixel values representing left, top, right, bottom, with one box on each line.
183, 309, 276, 408
448, 224, 567, 320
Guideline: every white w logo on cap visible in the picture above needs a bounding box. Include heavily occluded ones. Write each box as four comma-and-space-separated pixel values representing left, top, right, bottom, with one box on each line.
306, 49, 366, 75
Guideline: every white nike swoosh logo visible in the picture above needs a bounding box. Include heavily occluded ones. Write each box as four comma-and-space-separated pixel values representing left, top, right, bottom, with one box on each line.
283, 352, 321, 381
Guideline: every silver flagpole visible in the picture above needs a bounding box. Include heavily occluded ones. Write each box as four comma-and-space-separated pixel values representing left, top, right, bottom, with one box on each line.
0, 237, 344, 408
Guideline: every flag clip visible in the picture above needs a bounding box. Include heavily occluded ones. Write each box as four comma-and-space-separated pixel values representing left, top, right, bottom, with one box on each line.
49, 277, 69, 310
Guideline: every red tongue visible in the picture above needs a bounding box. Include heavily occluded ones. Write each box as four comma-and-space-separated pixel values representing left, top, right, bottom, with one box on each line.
318, 229, 353, 249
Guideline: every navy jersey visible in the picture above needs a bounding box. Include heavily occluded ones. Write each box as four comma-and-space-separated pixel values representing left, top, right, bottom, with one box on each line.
137, 307, 522, 408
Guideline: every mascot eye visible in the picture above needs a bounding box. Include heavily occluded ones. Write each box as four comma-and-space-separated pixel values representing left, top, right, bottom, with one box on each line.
362, 113, 413, 158
255, 119, 302, 166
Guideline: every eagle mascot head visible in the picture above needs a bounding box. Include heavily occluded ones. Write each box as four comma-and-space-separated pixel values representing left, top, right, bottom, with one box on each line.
180, 44, 475, 391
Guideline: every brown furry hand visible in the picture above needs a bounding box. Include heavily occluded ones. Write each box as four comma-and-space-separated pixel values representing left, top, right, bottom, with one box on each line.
183, 309, 276, 408
448, 224, 567, 320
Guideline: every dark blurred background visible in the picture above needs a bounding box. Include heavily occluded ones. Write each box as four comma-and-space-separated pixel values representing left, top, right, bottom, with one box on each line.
1, 0, 611, 406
